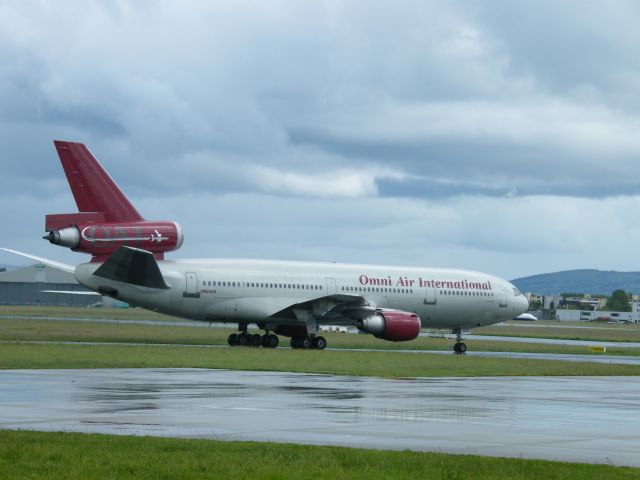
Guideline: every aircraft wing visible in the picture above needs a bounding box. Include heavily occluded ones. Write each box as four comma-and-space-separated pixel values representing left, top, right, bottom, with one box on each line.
40, 290, 102, 296
271, 293, 376, 325
0, 247, 75, 273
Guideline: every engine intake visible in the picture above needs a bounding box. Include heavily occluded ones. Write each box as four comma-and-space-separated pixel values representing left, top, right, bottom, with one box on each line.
358, 310, 421, 342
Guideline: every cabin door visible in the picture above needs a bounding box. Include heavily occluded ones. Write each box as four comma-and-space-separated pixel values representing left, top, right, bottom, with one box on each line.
183, 272, 200, 298
498, 292, 507, 307
326, 278, 337, 295
423, 286, 437, 305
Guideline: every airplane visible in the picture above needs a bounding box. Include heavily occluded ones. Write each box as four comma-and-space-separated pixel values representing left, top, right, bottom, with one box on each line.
3, 140, 529, 353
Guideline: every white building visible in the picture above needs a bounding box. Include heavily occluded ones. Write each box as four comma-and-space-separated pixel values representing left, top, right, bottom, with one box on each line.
555, 309, 639, 323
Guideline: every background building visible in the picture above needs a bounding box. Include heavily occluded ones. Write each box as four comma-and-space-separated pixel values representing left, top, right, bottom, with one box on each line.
0, 263, 97, 307
555, 309, 639, 323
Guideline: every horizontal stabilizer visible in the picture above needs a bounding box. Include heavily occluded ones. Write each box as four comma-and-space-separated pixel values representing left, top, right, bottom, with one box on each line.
93, 246, 169, 289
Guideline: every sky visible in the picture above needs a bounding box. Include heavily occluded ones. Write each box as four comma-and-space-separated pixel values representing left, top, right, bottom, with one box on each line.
1, 0, 640, 280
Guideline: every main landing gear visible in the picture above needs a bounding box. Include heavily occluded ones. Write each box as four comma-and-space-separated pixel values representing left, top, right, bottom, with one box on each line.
452, 328, 467, 354
227, 332, 279, 348
290, 335, 327, 350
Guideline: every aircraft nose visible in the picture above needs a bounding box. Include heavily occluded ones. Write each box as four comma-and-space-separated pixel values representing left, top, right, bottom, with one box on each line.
520, 295, 530, 312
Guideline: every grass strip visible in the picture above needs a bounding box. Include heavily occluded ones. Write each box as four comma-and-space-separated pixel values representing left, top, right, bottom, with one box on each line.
475, 321, 640, 342
1, 317, 638, 356
2, 342, 640, 377
0, 430, 637, 480
0, 305, 179, 321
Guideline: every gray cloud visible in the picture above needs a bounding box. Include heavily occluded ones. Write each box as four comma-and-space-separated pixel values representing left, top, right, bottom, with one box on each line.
1, 1, 640, 278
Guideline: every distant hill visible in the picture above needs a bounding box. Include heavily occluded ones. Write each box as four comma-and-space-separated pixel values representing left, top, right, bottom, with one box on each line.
511, 269, 640, 295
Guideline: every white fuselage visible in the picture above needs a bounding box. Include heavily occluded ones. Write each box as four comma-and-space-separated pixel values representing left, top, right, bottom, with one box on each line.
75, 258, 529, 330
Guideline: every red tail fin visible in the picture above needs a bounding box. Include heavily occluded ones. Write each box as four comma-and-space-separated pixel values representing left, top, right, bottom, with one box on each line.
53, 140, 143, 222
45, 141, 182, 262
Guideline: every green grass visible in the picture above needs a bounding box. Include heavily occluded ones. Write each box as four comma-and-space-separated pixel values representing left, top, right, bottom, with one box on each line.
2, 306, 639, 377
1, 317, 639, 356
0, 430, 637, 480
475, 320, 640, 342
2, 342, 640, 377
0, 305, 181, 321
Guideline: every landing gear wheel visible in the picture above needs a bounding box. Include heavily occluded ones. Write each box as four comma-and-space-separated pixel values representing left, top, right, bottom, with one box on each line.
290, 336, 310, 349
228, 333, 238, 346
266, 334, 279, 348
312, 336, 327, 350
251, 333, 262, 347
262, 334, 279, 348
453, 342, 467, 354
237, 333, 249, 346
452, 328, 467, 354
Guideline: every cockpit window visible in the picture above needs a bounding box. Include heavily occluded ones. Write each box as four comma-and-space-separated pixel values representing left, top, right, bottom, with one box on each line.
513, 287, 521, 296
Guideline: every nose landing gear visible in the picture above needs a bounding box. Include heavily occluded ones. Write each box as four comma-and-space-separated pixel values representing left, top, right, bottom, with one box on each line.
452, 328, 467, 354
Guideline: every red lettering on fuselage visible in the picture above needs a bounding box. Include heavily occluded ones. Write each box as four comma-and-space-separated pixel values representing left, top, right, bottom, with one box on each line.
359, 274, 393, 286
359, 274, 493, 291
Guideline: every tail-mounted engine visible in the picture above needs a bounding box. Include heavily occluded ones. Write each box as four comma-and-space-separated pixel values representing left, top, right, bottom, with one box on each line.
357, 310, 421, 342
44, 214, 183, 261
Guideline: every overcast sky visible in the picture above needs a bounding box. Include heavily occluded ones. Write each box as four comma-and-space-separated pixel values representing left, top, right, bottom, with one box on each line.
2, 1, 640, 279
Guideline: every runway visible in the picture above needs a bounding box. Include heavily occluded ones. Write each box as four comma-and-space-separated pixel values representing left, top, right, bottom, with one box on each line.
1, 369, 639, 466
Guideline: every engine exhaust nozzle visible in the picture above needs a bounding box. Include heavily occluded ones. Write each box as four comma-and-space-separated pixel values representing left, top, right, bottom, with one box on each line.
42, 227, 80, 248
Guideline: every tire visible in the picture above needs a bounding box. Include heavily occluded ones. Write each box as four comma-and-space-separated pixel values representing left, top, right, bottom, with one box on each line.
300, 336, 311, 349
251, 334, 262, 347
238, 333, 249, 346
267, 334, 279, 348
313, 336, 327, 350
228, 333, 238, 346
458, 342, 467, 353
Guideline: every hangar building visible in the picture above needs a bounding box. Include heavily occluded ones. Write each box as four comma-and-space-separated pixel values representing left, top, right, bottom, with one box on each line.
0, 263, 97, 307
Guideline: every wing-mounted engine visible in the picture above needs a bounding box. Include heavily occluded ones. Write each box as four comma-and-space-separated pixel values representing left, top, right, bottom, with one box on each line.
357, 309, 421, 342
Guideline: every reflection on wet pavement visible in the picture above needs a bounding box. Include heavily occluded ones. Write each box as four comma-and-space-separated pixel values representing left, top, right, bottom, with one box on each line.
1, 369, 639, 467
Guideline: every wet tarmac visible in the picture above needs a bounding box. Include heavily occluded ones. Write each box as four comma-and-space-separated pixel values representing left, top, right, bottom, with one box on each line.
1, 369, 639, 466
